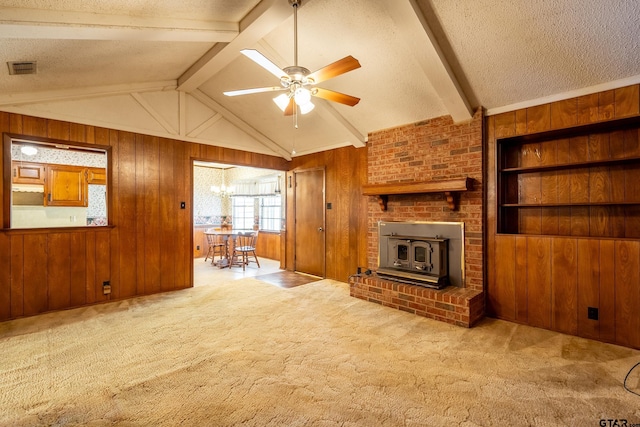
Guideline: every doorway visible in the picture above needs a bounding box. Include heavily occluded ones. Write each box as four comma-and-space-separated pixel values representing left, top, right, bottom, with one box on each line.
192, 161, 284, 286
293, 168, 325, 278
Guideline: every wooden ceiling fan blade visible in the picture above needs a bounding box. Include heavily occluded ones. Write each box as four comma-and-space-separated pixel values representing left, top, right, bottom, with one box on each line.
240, 49, 287, 80
284, 98, 296, 116
308, 56, 361, 84
312, 88, 360, 106
223, 86, 284, 97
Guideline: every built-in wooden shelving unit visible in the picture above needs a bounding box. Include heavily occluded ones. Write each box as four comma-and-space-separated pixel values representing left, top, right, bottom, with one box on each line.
497, 114, 640, 237
486, 83, 640, 350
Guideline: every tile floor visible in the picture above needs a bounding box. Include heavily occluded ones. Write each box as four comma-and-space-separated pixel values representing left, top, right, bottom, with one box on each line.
194, 256, 322, 288
194, 256, 282, 287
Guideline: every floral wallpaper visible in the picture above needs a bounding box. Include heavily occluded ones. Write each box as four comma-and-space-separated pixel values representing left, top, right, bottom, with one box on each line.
193, 164, 284, 226
87, 184, 107, 219
193, 166, 224, 224
12, 144, 107, 167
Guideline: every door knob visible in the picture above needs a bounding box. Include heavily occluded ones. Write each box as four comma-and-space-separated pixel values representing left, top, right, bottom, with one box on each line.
318, 227, 324, 232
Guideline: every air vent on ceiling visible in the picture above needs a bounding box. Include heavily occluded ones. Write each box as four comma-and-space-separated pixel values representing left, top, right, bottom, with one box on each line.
7, 61, 37, 75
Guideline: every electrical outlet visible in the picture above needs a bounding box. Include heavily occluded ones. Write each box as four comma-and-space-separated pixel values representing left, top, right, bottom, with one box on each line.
103, 281, 111, 295
197, 245, 200, 250
587, 307, 599, 320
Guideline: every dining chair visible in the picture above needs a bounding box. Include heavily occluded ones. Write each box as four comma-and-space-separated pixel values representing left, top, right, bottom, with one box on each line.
204, 231, 226, 264
230, 231, 260, 271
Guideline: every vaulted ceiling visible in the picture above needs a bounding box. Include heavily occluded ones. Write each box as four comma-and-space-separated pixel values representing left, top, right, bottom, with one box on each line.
1, 0, 639, 160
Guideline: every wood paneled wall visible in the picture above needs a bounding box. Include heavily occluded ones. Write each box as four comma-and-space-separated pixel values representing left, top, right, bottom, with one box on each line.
486, 84, 640, 349
0, 112, 288, 321
254, 231, 281, 260
492, 235, 640, 347
287, 146, 368, 282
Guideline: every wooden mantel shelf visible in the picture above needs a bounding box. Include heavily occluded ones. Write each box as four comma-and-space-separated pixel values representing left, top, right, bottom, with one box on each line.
362, 177, 472, 211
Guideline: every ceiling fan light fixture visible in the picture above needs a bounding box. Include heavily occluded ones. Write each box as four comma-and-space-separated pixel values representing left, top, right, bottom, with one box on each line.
294, 87, 312, 106
299, 101, 315, 115
273, 93, 291, 112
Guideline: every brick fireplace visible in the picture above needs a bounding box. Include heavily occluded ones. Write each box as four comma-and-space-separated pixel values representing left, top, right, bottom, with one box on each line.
350, 109, 485, 327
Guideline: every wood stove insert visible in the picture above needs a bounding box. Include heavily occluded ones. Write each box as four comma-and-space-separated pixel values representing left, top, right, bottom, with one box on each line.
376, 221, 464, 289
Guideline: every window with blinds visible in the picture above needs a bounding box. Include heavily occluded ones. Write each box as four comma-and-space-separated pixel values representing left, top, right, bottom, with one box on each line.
259, 196, 282, 231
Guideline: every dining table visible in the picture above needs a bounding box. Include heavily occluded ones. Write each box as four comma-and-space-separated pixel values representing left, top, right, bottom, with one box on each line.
204, 229, 252, 268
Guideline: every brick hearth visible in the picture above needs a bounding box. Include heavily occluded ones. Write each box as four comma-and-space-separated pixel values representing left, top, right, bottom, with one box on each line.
350, 276, 484, 327
356, 108, 485, 327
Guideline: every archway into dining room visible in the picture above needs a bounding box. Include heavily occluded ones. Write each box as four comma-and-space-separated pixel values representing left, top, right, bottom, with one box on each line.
192, 160, 285, 287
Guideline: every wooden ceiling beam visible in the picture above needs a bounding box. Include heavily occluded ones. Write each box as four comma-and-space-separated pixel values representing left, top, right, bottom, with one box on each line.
384, 0, 473, 123
314, 101, 367, 148
0, 81, 177, 107
177, 0, 297, 93
0, 8, 237, 42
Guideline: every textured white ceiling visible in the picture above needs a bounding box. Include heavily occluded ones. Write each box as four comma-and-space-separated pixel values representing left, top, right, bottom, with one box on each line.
426, 0, 640, 109
1, 0, 639, 158
0, 39, 213, 92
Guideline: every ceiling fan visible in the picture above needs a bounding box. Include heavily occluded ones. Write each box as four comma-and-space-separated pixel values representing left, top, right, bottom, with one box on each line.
223, 0, 361, 117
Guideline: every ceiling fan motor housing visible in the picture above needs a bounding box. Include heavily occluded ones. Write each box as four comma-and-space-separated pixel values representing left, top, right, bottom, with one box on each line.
283, 65, 312, 86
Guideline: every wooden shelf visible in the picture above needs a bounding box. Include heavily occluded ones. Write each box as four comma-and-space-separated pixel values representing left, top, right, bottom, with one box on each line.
500, 155, 640, 174
496, 114, 640, 145
362, 177, 472, 211
502, 201, 640, 207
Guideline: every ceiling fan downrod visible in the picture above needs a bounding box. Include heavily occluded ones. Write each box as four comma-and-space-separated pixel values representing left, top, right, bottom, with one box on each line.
289, 0, 301, 67
281, 0, 310, 88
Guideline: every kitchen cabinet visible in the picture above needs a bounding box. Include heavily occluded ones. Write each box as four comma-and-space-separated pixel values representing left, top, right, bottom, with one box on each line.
46, 164, 88, 207
87, 167, 106, 185
12, 161, 97, 207
12, 161, 46, 184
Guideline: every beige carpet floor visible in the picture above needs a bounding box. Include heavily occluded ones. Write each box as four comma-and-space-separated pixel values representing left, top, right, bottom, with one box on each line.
0, 278, 639, 426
